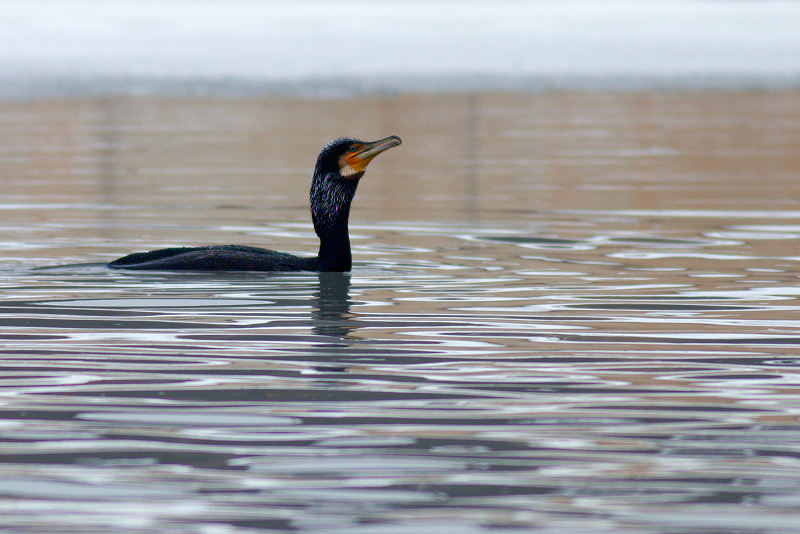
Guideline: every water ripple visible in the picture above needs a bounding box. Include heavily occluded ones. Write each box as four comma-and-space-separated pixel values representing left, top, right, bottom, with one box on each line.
3, 92, 800, 532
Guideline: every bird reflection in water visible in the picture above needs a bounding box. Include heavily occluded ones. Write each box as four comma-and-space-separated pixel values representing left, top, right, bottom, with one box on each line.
311, 272, 355, 338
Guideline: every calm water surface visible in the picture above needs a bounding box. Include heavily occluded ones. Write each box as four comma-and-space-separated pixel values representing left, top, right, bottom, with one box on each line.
1, 92, 800, 533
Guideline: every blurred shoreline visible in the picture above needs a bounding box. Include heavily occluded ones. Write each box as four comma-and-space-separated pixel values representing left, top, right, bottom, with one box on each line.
4, 73, 800, 101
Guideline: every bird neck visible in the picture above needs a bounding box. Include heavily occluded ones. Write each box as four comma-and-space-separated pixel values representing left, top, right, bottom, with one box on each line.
315, 225, 352, 272
310, 174, 360, 272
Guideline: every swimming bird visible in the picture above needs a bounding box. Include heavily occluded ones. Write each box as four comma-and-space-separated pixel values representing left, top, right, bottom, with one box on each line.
108, 135, 401, 272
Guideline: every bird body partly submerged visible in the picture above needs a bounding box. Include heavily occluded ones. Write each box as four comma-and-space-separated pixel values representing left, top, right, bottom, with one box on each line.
107, 245, 316, 271
108, 135, 401, 272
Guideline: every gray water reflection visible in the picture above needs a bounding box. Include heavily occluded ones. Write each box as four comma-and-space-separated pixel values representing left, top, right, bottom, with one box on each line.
1, 92, 800, 533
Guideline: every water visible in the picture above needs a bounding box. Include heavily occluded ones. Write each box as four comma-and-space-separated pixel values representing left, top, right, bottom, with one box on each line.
2, 91, 800, 533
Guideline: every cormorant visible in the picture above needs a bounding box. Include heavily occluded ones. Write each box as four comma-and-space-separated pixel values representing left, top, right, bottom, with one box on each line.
107, 135, 401, 272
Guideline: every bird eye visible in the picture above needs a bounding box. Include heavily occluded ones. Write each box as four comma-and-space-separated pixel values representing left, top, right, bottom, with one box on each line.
349, 146, 357, 153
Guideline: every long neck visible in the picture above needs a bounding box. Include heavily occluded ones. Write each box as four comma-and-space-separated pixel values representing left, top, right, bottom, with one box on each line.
310, 174, 360, 272
316, 222, 351, 271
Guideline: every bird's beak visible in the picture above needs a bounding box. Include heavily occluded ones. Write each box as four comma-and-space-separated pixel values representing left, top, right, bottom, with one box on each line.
346, 135, 402, 173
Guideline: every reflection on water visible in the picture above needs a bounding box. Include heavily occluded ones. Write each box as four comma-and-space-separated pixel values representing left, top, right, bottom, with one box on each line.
1, 92, 800, 533
313, 273, 354, 339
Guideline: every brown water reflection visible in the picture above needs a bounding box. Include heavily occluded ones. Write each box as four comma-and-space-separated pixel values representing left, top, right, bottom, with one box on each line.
1, 91, 800, 533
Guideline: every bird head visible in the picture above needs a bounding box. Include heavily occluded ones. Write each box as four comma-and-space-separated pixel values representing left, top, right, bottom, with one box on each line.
314, 135, 402, 180
309, 135, 401, 244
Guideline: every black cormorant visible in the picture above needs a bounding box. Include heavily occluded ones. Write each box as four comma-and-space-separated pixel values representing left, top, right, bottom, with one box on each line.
107, 135, 401, 272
